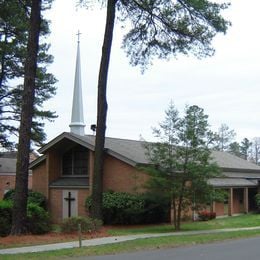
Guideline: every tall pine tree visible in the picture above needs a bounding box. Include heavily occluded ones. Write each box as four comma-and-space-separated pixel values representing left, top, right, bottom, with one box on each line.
0, 0, 56, 150
11, 0, 46, 235
144, 103, 221, 230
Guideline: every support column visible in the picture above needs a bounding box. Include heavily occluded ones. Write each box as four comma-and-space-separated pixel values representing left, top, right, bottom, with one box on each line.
244, 187, 249, 214
228, 188, 233, 216
212, 200, 216, 213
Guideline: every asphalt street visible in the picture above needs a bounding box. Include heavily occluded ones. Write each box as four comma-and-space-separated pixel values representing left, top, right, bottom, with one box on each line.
77, 236, 260, 260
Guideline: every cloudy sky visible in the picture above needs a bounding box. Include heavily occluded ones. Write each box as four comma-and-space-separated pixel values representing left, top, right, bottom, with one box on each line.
43, 0, 260, 143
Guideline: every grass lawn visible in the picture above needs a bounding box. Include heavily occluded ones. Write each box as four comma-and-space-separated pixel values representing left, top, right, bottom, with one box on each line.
108, 213, 260, 236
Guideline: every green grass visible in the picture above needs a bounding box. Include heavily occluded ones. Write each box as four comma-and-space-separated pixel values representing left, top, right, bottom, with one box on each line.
182, 213, 260, 230
108, 213, 260, 236
2, 229, 260, 259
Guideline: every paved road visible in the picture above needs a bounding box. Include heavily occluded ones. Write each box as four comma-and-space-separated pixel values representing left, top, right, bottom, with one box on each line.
77, 236, 260, 260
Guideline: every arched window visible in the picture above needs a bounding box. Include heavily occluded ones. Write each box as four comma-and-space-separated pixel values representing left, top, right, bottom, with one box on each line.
62, 146, 88, 176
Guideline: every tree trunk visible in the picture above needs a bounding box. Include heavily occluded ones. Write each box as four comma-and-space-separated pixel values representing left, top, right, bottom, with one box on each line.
176, 196, 183, 231
172, 198, 177, 230
176, 181, 186, 231
11, 0, 41, 235
91, 0, 117, 220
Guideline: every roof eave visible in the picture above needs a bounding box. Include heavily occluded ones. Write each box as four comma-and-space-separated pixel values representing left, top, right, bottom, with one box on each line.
29, 155, 46, 169
38, 132, 95, 154
49, 185, 89, 189
221, 167, 260, 174
106, 149, 138, 167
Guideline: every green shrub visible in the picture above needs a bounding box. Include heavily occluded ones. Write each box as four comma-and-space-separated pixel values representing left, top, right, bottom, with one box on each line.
3, 189, 47, 209
0, 200, 13, 236
27, 202, 51, 234
3, 189, 15, 201
255, 193, 260, 213
61, 216, 102, 233
86, 191, 169, 225
86, 191, 144, 224
141, 193, 170, 223
27, 191, 47, 210
0, 200, 50, 236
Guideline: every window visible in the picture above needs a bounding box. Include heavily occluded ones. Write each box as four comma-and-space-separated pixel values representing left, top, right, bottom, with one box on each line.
62, 146, 88, 176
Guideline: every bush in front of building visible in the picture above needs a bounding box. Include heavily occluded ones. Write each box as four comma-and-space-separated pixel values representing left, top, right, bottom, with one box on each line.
255, 193, 260, 213
2, 190, 50, 235
139, 192, 170, 224
198, 210, 216, 221
27, 202, 51, 234
0, 200, 50, 236
3, 189, 47, 210
0, 200, 13, 236
85, 191, 169, 225
61, 216, 103, 233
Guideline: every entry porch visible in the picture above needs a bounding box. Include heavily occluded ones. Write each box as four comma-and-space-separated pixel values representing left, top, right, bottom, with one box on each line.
213, 187, 258, 217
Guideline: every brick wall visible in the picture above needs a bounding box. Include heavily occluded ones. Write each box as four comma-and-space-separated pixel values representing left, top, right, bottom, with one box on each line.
77, 189, 91, 217
103, 154, 149, 193
233, 188, 244, 214
0, 174, 32, 199
32, 161, 48, 198
49, 189, 63, 223
49, 188, 90, 223
215, 202, 225, 216
47, 150, 60, 183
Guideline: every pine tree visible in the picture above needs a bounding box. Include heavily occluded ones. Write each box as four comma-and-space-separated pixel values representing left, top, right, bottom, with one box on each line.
240, 138, 252, 160
228, 141, 241, 157
11, 0, 44, 235
144, 103, 221, 230
215, 124, 236, 151
0, 0, 56, 149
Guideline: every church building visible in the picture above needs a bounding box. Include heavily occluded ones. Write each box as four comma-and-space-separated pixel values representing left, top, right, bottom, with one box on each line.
30, 39, 260, 223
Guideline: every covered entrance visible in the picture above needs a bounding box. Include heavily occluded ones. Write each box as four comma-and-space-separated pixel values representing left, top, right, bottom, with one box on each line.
210, 175, 260, 217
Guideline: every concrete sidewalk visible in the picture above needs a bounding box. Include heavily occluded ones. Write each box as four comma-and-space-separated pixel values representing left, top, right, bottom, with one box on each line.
1, 226, 260, 255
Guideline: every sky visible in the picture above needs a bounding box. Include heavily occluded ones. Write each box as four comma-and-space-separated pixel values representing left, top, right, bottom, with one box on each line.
43, 0, 260, 143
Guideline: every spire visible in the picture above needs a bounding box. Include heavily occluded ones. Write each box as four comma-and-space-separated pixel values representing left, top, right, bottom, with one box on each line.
69, 31, 85, 135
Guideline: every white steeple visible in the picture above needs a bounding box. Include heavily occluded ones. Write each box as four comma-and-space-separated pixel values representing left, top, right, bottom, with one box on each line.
69, 32, 85, 135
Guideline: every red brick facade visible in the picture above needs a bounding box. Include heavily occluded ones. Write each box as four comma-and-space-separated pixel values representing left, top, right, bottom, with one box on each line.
103, 154, 148, 193
32, 161, 48, 198
31, 136, 258, 223
48, 189, 90, 223
32, 146, 148, 223
0, 174, 32, 199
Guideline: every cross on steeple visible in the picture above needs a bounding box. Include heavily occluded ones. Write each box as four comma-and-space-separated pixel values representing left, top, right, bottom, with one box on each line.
76, 30, 81, 43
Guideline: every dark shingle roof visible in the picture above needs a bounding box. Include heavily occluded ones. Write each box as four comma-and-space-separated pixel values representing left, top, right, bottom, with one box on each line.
49, 177, 89, 188
0, 158, 16, 173
0, 152, 17, 158
211, 150, 260, 172
37, 132, 260, 173
209, 178, 258, 187
33, 132, 260, 188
